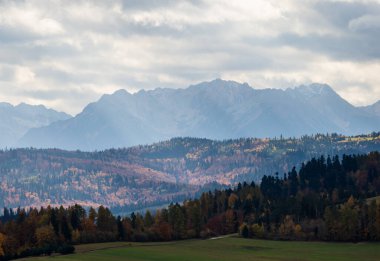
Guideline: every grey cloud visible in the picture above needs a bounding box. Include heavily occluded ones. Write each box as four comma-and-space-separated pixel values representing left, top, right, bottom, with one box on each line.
22, 87, 97, 101
0, 42, 80, 68
0, 27, 41, 44
349, 15, 380, 32
299, 1, 380, 60
315, 1, 380, 29
277, 32, 380, 61
120, 0, 205, 11
0, 65, 15, 81
120, 0, 178, 11
34, 67, 92, 85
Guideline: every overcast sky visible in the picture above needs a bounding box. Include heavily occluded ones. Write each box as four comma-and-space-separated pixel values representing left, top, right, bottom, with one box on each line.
0, 0, 379, 115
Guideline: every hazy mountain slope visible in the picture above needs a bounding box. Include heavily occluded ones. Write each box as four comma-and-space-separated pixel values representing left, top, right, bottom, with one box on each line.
19, 91, 156, 150
0, 103, 71, 148
19, 79, 380, 150
361, 100, 380, 117
286, 84, 379, 135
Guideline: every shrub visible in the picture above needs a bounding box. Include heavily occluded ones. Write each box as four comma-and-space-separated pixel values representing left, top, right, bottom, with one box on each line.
57, 244, 75, 255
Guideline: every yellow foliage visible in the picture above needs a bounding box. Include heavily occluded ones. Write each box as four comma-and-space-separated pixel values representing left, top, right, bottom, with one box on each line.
279, 215, 295, 237
228, 193, 238, 209
225, 209, 236, 233
251, 223, 264, 238
72, 229, 81, 244
294, 224, 303, 239
347, 195, 356, 208
35, 225, 56, 247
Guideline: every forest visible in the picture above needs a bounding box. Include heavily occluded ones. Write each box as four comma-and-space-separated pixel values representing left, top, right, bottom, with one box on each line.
1, 133, 380, 214
1, 151, 380, 260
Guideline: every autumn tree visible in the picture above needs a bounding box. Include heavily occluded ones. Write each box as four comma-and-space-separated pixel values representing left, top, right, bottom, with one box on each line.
0, 233, 5, 257
35, 224, 56, 247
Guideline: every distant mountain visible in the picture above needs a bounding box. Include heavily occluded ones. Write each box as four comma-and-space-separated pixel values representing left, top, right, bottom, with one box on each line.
0, 103, 71, 148
19, 79, 380, 150
361, 100, 380, 117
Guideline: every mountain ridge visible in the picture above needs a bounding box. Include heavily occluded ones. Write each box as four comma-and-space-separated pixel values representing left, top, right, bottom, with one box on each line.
361, 100, 380, 117
18, 79, 380, 150
0, 102, 71, 148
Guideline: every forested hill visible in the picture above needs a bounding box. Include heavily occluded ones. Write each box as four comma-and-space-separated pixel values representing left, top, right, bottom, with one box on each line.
1, 152, 380, 260
1, 133, 380, 213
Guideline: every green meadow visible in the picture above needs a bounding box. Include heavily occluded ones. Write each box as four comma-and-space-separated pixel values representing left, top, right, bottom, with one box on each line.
24, 236, 380, 261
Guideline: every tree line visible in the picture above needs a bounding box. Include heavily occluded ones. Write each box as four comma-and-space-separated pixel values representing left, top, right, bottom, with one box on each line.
1, 152, 380, 259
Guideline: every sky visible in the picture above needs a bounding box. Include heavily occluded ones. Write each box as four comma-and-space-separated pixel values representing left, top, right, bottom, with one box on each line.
0, 0, 380, 115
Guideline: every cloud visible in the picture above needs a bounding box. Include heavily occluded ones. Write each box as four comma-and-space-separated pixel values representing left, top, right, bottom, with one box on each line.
349, 14, 380, 31
0, 0, 379, 114
0, 1, 64, 38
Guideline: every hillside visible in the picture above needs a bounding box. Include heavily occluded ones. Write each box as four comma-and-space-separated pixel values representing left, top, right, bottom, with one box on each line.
1, 133, 380, 213
18, 79, 380, 150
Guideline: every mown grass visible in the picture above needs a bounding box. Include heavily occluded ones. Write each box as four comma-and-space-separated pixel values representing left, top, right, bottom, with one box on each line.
23, 237, 380, 261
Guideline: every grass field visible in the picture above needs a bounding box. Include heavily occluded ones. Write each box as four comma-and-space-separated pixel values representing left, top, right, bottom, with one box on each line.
23, 236, 380, 261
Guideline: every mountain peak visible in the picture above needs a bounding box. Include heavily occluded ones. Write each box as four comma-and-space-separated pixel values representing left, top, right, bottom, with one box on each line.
296, 83, 333, 92
210, 78, 251, 88
289, 83, 336, 98
16, 102, 46, 110
97, 89, 132, 103
112, 89, 131, 96
0, 102, 13, 109
189, 78, 252, 91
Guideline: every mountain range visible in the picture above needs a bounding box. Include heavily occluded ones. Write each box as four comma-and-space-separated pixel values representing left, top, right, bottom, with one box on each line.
1, 79, 379, 150
0, 103, 71, 148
